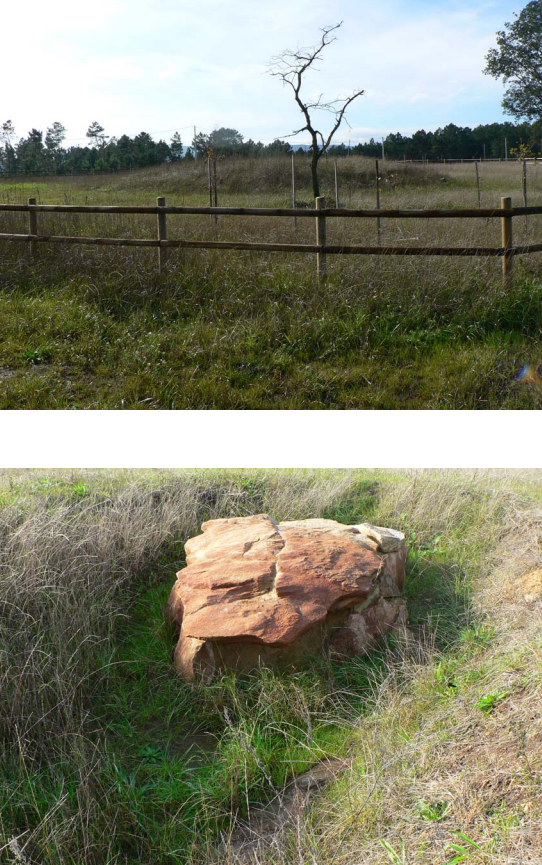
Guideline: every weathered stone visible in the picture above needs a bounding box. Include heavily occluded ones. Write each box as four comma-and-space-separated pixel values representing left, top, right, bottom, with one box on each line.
166, 515, 407, 681
328, 597, 408, 657
353, 523, 405, 553
379, 545, 407, 591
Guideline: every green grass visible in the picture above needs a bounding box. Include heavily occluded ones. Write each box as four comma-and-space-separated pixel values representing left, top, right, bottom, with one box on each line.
4, 468, 531, 865
0, 264, 541, 408
1, 158, 542, 408
0, 556, 453, 864
0, 592, 373, 860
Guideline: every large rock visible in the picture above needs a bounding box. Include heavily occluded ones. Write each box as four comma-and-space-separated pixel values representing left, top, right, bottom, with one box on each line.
166, 515, 407, 681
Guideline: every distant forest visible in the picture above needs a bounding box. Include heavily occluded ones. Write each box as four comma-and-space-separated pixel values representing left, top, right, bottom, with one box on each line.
1, 119, 542, 175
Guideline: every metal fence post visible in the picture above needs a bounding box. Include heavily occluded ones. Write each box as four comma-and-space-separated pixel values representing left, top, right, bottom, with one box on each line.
315, 196, 326, 282
522, 160, 528, 236
291, 153, 297, 233
28, 197, 37, 259
375, 159, 382, 245
501, 196, 513, 285
157, 196, 167, 272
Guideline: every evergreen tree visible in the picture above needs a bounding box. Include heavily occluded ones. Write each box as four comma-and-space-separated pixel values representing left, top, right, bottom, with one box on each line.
86, 121, 108, 148
264, 139, 293, 155
45, 122, 66, 172
170, 131, 183, 161
193, 132, 210, 157
208, 128, 244, 153
16, 129, 45, 173
0, 120, 16, 173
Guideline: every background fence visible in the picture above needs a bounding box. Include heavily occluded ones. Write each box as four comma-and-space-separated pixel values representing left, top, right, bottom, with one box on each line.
1, 195, 541, 284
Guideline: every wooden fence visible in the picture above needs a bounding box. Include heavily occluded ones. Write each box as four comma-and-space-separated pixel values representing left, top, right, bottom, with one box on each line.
1, 196, 542, 284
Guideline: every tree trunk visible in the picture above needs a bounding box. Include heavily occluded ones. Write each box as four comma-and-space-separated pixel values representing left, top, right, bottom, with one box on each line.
311, 151, 321, 199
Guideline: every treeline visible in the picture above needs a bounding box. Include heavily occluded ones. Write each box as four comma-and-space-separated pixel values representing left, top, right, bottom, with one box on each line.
0, 121, 181, 175
2, 118, 542, 176
0, 122, 294, 175
336, 120, 542, 160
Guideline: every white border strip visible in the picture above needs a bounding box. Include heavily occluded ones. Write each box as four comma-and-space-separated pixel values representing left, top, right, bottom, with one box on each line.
0, 410, 540, 469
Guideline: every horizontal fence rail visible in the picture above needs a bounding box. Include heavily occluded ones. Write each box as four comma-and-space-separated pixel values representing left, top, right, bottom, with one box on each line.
2, 203, 542, 218
1, 196, 541, 283
402, 157, 540, 163
0, 234, 523, 256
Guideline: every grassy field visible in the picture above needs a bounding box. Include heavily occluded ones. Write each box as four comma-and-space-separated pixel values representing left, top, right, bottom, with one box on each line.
1, 157, 542, 408
1, 468, 541, 865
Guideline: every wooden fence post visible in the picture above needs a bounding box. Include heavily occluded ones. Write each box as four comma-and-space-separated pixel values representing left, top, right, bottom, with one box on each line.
315, 196, 326, 282
501, 196, 513, 285
475, 161, 481, 209
28, 197, 37, 259
157, 196, 167, 272
334, 159, 339, 208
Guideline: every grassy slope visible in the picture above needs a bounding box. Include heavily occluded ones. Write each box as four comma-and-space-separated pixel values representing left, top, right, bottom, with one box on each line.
1, 159, 542, 408
1, 469, 541, 864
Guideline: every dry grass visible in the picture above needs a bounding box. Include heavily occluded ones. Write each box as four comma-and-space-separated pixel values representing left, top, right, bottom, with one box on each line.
1, 160, 542, 409
0, 469, 360, 750
3, 469, 382, 864
2, 468, 542, 864
203, 470, 542, 865
1, 470, 542, 865
2, 156, 541, 276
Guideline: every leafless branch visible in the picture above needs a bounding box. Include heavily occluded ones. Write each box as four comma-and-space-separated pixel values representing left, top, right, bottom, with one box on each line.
268, 21, 364, 197
322, 88, 365, 152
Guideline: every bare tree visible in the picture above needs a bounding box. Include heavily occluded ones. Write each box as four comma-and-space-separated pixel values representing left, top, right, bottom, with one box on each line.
269, 22, 364, 199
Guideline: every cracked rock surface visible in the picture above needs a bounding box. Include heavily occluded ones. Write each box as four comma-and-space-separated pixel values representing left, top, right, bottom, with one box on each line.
166, 515, 407, 681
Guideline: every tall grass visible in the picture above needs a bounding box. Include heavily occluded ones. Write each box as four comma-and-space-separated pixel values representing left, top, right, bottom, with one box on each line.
1, 159, 542, 409
1, 469, 541, 864
2, 156, 540, 289
0, 470, 361, 752
0, 470, 365, 864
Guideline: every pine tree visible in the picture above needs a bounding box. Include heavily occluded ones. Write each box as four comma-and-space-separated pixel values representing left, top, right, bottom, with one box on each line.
170, 131, 183, 161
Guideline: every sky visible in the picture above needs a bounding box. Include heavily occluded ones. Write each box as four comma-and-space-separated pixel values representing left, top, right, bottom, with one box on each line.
1, 0, 525, 147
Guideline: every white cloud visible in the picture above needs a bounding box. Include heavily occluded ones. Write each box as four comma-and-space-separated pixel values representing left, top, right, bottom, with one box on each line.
0, 0, 517, 145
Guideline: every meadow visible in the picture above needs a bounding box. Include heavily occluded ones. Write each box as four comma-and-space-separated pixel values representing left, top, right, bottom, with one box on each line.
1, 467, 541, 865
1, 157, 542, 409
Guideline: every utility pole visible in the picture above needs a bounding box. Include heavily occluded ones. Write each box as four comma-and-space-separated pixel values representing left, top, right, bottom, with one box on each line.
194, 125, 197, 161
381, 137, 385, 161
504, 137, 508, 161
